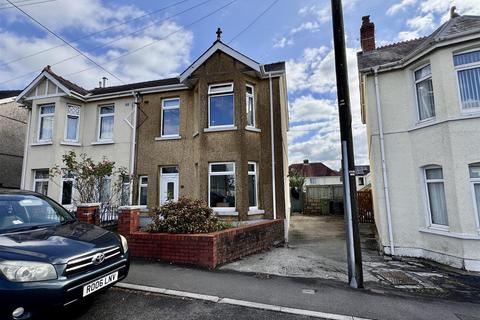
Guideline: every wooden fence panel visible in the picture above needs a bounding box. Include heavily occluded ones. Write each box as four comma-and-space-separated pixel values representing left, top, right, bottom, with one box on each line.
357, 190, 374, 223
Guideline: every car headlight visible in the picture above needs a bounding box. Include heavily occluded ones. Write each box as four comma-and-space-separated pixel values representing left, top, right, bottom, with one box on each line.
120, 234, 128, 253
0, 261, 57, 282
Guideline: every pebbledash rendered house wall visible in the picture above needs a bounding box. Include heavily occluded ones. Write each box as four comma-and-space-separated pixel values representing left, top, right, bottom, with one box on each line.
135, 48, 290, 221
358, 15, 480, 271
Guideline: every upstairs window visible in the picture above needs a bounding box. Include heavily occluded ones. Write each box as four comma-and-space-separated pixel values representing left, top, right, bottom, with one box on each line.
246, 85, 255, 128
469, 164, 480, 226
208, 83, 234, 128
424, 167, 448, 227
161, 98, 180, 137
454, 50, 480, 111
65, 105, 80, 142
414, 65, 435, 121
98, 106, 114, 141
38, 105, 55, 141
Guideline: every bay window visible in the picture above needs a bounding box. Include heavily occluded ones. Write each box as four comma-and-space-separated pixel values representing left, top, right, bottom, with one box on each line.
424, 167, 448, 227
209, 162, 235, 210
64, 105, 80, 142
33, 169, 49, 195
38, 105, 55, 141
61, 170, 74, 206
414, 64, 435, 121
98, 106, 114, 141
208, 83, 234, 128
454, 50, 480, 111
469, 164, 480, 226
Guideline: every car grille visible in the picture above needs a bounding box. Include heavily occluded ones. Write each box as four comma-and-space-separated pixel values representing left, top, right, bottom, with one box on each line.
65, 246, 122, 276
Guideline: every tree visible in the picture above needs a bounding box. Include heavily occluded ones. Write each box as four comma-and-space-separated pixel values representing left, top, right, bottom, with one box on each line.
288, 169, 305, 200
50, 151, 130, 206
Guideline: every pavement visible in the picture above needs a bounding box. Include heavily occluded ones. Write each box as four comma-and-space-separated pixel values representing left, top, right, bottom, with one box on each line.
48, 287, 318, 320
122, 261, 480, 320
221, 214, 480, 300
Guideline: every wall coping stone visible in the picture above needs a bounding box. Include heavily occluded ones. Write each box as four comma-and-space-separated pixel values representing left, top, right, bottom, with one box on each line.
77, 203, 101, 208
118, 205, 144, 210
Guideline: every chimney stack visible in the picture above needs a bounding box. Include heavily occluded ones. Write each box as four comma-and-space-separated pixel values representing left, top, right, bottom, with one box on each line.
102, 77, 108, 88
303, 159, 309, 164
360, 15, 375, 52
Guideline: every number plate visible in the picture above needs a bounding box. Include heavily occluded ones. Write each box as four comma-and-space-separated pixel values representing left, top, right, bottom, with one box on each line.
82, 271, 118, 297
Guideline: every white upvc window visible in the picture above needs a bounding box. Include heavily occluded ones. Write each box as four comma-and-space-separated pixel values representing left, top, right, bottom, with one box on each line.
64, 105, 80, 142
161, 98, 180, 137
33, 169, 49, 195
424, 166, 448, 228
38, 104, 55, 142
60, 170, 74, 206
469, 164, 480, 230
120, 176, 130, 206
98, 105, 114, 141
248, 162, 258, 210
208, 83, 234, 128
209, 162, 235, 212
454, 49, 480, 112
138, 176, 148, 206
246, 84, 255, 128
414, 64, 435, 121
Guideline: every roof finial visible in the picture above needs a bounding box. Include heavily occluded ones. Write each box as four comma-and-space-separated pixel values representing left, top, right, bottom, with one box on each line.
450, 6, 460, 19
43, 65, 51, 72
216, 27, 222, 41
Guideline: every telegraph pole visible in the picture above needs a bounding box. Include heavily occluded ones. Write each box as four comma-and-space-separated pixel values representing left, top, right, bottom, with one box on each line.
331, 0, 364, 289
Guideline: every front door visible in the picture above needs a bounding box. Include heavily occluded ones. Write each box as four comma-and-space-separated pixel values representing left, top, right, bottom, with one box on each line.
160, 167, 179, 205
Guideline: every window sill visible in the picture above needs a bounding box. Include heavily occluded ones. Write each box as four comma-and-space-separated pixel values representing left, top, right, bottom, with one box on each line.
60, 141, 81, 146
155, 136, 182, 141
193, 131, 199, 138
414, 118, 436, 128
91, 140, 114, 145
30, 141, 53, 146
248, 209, 265, 215
245, 126, 261, 133
420, 228, 480, 240
204, 126, 237, 133
214, 209, 238, 216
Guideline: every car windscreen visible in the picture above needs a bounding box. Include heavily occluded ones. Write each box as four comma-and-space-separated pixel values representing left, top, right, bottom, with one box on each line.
0, 194, 75, 234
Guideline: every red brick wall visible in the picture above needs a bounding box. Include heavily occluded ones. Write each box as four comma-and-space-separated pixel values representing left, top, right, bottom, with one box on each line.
117, 208, 284, 269
76, 205, 99, 224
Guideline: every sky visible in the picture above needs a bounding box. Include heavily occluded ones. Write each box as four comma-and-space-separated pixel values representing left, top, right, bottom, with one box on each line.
1, 0, 480, 170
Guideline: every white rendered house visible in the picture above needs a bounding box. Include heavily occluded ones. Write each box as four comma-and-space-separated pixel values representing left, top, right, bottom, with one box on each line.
357, 13, 480, 271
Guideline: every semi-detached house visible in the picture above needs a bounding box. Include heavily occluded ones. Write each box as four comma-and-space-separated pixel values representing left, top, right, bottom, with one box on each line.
357, 12, 480, 271
17, 38, 290, 221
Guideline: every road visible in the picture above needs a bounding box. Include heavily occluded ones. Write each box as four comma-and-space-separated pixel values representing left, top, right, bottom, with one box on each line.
47, 287, 316, 320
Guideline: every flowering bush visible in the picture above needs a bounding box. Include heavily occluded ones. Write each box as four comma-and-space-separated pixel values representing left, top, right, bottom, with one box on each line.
147, 198, 231, 234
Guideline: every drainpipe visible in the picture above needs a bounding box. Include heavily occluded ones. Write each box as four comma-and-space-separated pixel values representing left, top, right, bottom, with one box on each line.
268, 73, 277, 220
373, 67, 395, 255
129, 91, 139, 205
21, 106, 32, 190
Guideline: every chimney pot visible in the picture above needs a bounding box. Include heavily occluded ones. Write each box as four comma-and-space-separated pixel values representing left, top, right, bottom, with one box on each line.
303, 159, 309, 164
360, 15, 375, 52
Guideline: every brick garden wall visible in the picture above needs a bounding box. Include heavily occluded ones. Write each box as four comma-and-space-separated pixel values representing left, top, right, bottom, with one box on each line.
117, 207, 284, 269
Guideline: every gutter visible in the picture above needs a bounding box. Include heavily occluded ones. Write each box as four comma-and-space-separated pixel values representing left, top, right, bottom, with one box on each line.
129, 91, 139, 205
373, 67, 395, 255
20, 106, 32, 190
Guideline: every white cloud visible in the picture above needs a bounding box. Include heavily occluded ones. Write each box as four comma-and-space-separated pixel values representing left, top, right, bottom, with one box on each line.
288, 95, 337, 124
387, 0, 418, 16
0, 2, 193, 89
273, 37, 293, 48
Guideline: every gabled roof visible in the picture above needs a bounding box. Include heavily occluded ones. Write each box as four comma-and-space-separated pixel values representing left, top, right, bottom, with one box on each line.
89, 77, 181, 95
357, 15, 480, 71
289, 162, 341, 177
44, 67, 89, 95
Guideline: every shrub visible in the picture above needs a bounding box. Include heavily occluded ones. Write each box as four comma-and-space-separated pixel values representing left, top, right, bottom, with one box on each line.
147, 197, 231, 234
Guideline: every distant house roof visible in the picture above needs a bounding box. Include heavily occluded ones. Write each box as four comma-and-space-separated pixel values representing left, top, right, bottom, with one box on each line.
0, 90, 22, 99
355, 165, 370, 176
289, 162, 340, 177
357, 15, 480, 71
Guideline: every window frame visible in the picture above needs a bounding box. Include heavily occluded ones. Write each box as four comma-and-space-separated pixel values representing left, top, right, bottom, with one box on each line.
454, 48, 480, 113
138, 175, 148, 207
423, 166, 449, 230
160, 98, 180, 138
413, 64, 435, 123
248, 161, 259, 210
60, 170, 75, 208
208, 162, 236, 212
469, 163, 480, 232
37, 104, 55, 142
33, 169, 49, 195
97, 105, 115, 142
246, 84, 256, 128
64, 104, 80, 142
208, 82, 235, 129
